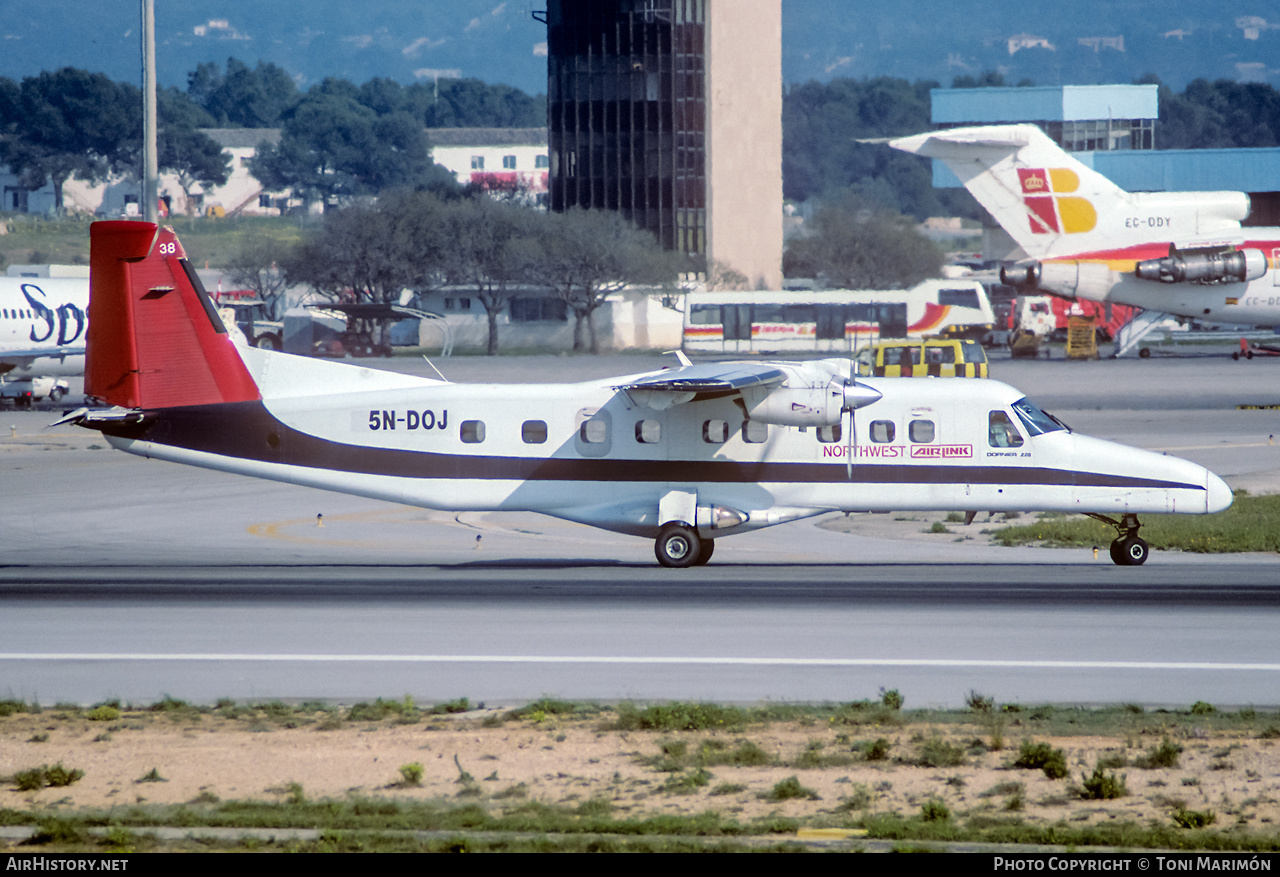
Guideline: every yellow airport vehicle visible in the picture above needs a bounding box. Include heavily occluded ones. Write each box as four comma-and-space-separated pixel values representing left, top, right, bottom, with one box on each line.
855, 338, 988, 378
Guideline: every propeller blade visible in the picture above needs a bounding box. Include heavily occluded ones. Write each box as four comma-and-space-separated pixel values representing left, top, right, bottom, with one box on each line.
846, 406, 854, 480
841, 378, 877, 480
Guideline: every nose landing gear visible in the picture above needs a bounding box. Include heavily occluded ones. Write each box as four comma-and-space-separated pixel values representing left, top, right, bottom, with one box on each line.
1086, 512, 1149, 566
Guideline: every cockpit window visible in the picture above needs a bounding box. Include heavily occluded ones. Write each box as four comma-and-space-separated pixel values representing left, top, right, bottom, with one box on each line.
988, 411, 1024, 448
1011, 398, 1067, 437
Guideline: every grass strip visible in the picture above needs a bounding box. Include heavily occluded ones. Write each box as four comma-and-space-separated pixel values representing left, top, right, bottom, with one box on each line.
991, 493, 1280, 553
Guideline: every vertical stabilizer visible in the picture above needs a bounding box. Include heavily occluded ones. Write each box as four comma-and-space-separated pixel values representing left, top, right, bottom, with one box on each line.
86, 221, 260, 409
890, 125, 1131, 259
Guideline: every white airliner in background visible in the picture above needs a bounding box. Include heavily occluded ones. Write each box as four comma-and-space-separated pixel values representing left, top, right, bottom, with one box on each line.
0, 276, 88, 404
892, 124, 1280, 355
63, 221, 1232, 566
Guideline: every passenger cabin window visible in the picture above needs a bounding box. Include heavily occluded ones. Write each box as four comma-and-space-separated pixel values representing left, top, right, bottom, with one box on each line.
870, 421, 895, 443
460, 420, 486, 444
703, 419, 728, 444
817, 424, 842, 444
575, 408, 612, 457
635, 420, 661, 444
522, 420, 548, 444
989, 411, 1025, 448
742, 420, 768, 444
909, 420, 935, 443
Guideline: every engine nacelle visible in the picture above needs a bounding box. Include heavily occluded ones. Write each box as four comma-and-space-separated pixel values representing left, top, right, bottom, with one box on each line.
741, 384, 845, 427
740, 378, 882, 428
1010, 260, 1117, 302
1135, 248, 1267, 285
1000, 263, 1041, 289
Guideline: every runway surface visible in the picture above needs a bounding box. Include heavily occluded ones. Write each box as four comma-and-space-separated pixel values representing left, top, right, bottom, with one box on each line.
1, 351, 1278, 708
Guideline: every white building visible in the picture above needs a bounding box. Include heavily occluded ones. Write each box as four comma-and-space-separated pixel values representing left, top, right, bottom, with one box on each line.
2, 128, 285, 218
193, 128, 286, 217
413, 284, 684, 353
427, 128, 549, 203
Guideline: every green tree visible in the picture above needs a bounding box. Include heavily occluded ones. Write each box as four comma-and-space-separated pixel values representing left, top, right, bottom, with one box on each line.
225, 236, 293, 319
528, 209, 678, 354
439, 197, 539, 355
252, 92, 452, 208
157, 86, 216, 129
784, 192, 943, 288
283, 191, 451, 346
189, 58, 298, 128
157, 126, 230, 216
1157, 78, 1280, 149
2, 68, 137, 213
421, 78, 545, 128
782, 76, 937, 212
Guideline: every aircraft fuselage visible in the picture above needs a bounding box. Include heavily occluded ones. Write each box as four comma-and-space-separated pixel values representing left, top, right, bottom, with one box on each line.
93, 349, 1229, 540
0, 277, 89, 377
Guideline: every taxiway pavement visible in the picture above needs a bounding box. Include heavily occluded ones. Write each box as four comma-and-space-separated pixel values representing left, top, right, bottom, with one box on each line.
1, 351, 1277, 708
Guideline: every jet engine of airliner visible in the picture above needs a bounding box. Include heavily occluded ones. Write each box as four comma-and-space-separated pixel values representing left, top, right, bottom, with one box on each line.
1135, 246, 1268, 285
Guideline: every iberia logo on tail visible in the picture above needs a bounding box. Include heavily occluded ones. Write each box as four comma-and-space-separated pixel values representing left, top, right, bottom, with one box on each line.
1018, 168, 1097, 235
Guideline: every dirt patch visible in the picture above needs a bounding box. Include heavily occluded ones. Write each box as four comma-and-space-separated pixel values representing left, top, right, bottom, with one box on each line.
3, 706, 1279, 834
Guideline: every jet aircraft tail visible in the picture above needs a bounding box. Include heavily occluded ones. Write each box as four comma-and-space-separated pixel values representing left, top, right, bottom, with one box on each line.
86, 221, 261, 410
890, 124, 1251, 263
890, 125, 1128, 260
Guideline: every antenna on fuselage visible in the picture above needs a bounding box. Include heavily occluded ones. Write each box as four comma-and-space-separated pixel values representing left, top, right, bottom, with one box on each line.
421, 356, 450, 383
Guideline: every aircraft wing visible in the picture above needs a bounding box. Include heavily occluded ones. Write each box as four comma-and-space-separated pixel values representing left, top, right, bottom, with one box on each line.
618, 363, 788, 409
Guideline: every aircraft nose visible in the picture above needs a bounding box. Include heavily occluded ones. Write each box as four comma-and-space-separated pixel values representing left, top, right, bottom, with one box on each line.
1206, 470, 1234, 514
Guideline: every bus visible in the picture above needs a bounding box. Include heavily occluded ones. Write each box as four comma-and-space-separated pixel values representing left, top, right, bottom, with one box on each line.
683, 280, 994, 354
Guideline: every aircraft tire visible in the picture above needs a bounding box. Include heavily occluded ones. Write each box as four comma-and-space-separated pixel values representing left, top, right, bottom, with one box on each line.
1247, 350, 1254, 360
1139, 348, 1151, 359
1233, 352, 1240, 360
1111, 536, 1149, 566
655, 523, 700, 569
48, 388, 63, 403
693, 539, 715, 566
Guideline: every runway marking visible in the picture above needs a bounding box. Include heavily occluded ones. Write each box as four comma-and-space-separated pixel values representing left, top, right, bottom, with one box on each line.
246, 508, 457, 547
2, 654, 1278, 672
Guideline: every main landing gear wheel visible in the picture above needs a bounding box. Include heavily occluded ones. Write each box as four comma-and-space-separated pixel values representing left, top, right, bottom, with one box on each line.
1089, 513, 1148, 566
693, 539, 714, 566
655, 522, 700, 569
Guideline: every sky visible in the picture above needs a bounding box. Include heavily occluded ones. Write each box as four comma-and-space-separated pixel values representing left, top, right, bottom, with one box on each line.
2, 1, 1277, 95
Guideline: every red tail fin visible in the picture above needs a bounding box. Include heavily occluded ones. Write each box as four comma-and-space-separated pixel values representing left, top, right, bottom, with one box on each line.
86, 221, 260, 409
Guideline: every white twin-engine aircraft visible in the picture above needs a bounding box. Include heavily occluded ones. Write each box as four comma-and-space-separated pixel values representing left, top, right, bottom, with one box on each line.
67, 221, 1231, 567
891, 124, 1280, 355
